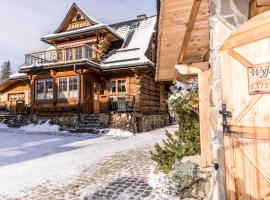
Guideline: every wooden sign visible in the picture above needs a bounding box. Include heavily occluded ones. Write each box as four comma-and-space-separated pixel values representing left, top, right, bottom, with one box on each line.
248, 64, 270, 94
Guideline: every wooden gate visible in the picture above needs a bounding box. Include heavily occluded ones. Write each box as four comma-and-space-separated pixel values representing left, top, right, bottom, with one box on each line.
220, 11, 270, 200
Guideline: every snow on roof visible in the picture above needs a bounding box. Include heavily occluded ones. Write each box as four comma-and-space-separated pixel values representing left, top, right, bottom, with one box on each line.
9, 72, 28, 79
101, 16, 157, 69
42, 24, 123, 41
75, 3, 100, 25
54, 3, 101, 34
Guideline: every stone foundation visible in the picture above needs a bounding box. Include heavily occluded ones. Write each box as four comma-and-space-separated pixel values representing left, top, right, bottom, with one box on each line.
109, 113, 137, 133
109, 113, 170, 133
136, 114, 170, 132
29, 112, 170, 134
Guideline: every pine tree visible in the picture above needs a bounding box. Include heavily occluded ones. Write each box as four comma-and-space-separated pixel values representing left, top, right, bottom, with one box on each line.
151, 88, 200, 173
1, 61, 11, 82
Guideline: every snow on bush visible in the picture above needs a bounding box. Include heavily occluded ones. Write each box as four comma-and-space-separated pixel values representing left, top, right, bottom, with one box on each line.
147, 166, 178, 200
0, 121, 8, 128
105, 129, 133, 138
19, 120, 61, 133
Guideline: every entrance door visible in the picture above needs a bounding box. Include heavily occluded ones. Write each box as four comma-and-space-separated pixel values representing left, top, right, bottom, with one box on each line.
220, 23, 270, 199
93, 83, 100, 113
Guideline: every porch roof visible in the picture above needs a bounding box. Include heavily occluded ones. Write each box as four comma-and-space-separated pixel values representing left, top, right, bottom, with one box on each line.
156, 0, 210, 81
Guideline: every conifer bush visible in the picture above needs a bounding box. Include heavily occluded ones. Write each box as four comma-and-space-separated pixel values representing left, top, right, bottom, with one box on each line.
167, 161, 208, 199
151, 88, 200, 173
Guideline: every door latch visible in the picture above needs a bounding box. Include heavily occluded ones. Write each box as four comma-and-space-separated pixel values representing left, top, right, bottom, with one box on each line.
219, 104, 232, 132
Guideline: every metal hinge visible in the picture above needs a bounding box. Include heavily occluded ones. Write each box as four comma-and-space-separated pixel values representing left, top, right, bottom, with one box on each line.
219, 104, 232, 133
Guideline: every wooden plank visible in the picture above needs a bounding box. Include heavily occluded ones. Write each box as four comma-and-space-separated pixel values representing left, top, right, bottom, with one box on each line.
228, 126, 270, 140
234, 136, 270, 183
228, 49, 254, 67
175, 64, 202, 76
230, 94, 263, 125
221, 11, 270, 50
224, 135, 237, 200
198, 70, 212, 165
178, 0, 202, 64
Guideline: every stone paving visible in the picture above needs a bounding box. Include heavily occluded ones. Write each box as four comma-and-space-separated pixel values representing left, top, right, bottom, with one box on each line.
2, 145, 172, 200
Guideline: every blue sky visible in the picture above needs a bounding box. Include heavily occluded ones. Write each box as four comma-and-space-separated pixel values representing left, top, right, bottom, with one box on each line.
0, 0, 156, 71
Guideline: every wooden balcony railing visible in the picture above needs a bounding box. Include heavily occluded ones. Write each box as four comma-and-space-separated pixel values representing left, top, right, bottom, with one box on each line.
100, 94, 136, 113
25, 44, 103, 66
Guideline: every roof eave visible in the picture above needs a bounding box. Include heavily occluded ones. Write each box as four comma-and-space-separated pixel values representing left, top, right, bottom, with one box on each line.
41, 25, 123, 44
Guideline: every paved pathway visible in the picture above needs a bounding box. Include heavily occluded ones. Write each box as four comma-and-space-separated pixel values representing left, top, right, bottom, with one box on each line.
13, 147, 166, 200
0, 125, 178, 200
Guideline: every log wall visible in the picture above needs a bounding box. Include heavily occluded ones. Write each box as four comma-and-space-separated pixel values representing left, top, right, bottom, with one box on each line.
139, 73, 167, 113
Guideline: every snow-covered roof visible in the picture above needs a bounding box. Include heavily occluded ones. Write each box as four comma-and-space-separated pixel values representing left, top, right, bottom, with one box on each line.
42, 24, 123, 41
9, 72, 27, 79
0, 72, 28, 91
101, 16, 157, 69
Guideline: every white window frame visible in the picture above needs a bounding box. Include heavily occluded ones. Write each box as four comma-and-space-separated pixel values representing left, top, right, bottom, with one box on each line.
75, 47, 83, 60
58, 76, 79, 99
109, 79, 127, 94
66, 48, 73, 61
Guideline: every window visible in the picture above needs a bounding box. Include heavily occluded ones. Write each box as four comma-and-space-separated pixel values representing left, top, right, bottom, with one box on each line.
85, 46, 93, 59
118, 80, 126, 92
59, 77, 68, 99
8, 93, 25, 101
66, 48, 73, 61
58, 76, 78, 99
36, 79, 54, 101
75, 47, 82, 60
110, 80, 116, 93
110, 79, 126, 93
69, 77, 78, 98
45, 79, 54, 99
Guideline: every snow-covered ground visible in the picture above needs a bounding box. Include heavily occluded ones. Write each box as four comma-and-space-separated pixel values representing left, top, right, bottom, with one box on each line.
0, 124, 178, 197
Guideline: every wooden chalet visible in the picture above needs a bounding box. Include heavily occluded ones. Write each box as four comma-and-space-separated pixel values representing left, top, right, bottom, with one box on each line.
19, 3, 169, 131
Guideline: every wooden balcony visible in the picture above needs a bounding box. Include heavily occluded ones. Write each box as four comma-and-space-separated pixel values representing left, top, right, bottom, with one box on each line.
25, 45, 103, 66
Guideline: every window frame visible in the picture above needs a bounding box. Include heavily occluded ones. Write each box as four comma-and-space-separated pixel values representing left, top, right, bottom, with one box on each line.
75, 47, 83, 60
66, 48, 73, 61
109, 78, 127, 95
35, 78, 54, 102
58, 76, 79, 100
85, 46, 93, 59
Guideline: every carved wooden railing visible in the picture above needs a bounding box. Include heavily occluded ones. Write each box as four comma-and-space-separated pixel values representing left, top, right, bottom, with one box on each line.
25, 44, 103, 66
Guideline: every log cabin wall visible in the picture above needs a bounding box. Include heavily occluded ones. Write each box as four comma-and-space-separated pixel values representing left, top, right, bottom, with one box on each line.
139, 73, 167, 113
100, 70, 168, 114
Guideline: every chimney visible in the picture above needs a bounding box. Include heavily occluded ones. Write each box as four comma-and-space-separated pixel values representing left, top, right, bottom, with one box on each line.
137, 14, 146, 20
